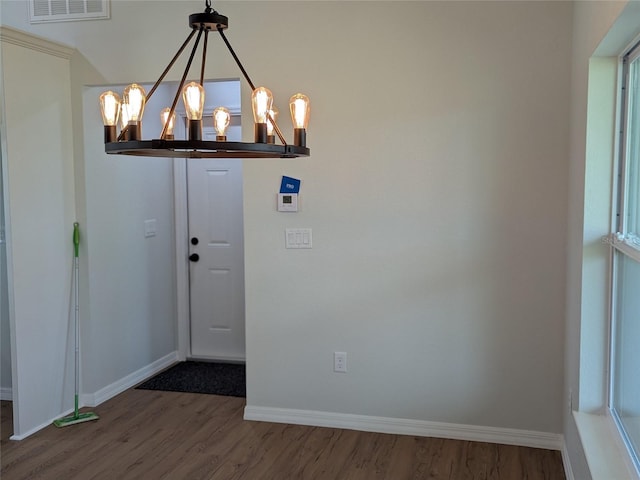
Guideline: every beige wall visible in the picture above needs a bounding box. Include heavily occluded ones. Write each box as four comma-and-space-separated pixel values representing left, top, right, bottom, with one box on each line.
1, 29, 76, 437
237, 1, 571, 434
1, 0, 573, 438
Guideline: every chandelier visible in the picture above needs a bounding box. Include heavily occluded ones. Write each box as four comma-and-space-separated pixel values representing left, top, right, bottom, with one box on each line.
98, 0, 310, 159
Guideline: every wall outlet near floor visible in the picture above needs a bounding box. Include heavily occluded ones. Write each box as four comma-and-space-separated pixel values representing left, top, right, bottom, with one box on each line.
334, 351, 347, 373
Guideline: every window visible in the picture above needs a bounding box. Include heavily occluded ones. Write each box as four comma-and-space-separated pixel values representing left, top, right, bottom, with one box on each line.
610, 42, 640, 474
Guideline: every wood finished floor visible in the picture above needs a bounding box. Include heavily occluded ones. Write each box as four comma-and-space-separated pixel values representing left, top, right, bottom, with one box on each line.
0, 391, 565, 479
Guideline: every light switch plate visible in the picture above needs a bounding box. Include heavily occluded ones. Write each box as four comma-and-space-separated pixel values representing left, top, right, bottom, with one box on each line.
285, 228, 312, 249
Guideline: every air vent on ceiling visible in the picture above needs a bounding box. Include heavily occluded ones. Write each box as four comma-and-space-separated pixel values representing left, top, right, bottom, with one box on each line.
29, 0, 109, 24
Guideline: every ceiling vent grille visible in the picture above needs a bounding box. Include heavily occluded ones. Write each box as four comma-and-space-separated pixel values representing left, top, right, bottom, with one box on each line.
29, 0, 109, 24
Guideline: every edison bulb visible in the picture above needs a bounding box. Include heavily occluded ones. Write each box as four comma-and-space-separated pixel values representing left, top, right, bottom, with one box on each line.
251, 87, 272, 143
251, 87, 273, 124
182, 82, 205, 121
122, 84, 146, 122
99, 90, 121, 143
213, 107, 231, 141
99, 91, 121, 127
266, 107, 279, 136
289, 93, 310, 130
120, 103, 130, 130
160, 108, 176, 139
289, 94, 310, 147
266, 107, 279, 144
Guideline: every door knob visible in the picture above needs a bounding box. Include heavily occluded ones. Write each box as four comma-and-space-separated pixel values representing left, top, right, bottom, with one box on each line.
191, 237, 199, 245
189, 253, 200, 262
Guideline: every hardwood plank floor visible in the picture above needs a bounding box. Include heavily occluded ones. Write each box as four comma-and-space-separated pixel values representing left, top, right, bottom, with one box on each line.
0, 391, 566, 479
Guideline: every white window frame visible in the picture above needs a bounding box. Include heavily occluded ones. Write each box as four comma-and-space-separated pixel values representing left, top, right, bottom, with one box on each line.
609, 40, 640, 476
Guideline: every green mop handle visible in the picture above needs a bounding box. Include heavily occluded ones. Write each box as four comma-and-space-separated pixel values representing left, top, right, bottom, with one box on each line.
73, 222, 80, 258
73, 222, 80, 416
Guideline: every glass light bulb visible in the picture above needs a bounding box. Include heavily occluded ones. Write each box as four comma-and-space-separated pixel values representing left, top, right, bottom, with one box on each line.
266, 107, 279, 136
160, 108, 176, 136
120, 103, 130, 130
213, 107, 231, 136
182, 82, 205, 121
99, 91, 121, 126
122, 83, 146, 122
289, 93, 310, 129
251, 87, 273, 124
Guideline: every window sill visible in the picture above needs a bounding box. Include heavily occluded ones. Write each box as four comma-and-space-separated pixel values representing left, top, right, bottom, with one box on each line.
574, 411, 639, 480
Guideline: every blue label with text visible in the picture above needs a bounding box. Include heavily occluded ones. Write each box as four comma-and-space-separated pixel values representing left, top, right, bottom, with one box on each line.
280, 176, 301, 194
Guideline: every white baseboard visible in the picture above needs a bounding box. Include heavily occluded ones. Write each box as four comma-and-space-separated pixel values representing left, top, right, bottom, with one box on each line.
10, 406, 76, 440
10, 352, 179, 440
562, 438, 576, 480
0, 387, 12, 401
81, 351, 178, 407
244, 405, 564, 451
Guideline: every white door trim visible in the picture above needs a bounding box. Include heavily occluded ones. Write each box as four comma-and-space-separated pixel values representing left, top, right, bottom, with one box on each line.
174, 158, 190, 361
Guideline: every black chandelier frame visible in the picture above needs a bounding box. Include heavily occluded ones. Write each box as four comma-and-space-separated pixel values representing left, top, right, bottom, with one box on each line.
105, 0, 310, 159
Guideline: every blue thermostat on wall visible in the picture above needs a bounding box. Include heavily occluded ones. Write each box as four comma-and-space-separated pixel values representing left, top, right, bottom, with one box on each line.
280, 176, 301, 194
278, 192, 298, 212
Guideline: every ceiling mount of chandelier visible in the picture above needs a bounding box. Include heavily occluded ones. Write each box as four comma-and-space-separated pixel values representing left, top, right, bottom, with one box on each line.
99, 0, 310, 159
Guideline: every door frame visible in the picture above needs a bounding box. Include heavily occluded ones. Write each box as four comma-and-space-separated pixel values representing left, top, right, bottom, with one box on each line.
173, 80, 244, 361
174, 158, 190, 361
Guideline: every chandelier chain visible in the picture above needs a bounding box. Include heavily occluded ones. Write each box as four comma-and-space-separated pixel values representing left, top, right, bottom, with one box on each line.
160, 27, 205, 139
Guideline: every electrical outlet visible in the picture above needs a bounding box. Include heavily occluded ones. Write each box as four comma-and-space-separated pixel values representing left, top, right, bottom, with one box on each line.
334, 352, 347, 373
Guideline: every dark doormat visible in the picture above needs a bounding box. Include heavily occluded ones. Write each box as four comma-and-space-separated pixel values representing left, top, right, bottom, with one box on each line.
136, 361, 246, 397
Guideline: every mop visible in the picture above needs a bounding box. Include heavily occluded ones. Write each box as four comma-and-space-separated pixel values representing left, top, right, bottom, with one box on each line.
53, 222, 99, 427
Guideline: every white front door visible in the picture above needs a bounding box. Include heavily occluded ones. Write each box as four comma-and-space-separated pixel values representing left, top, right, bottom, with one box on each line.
187, 159, 245, 361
